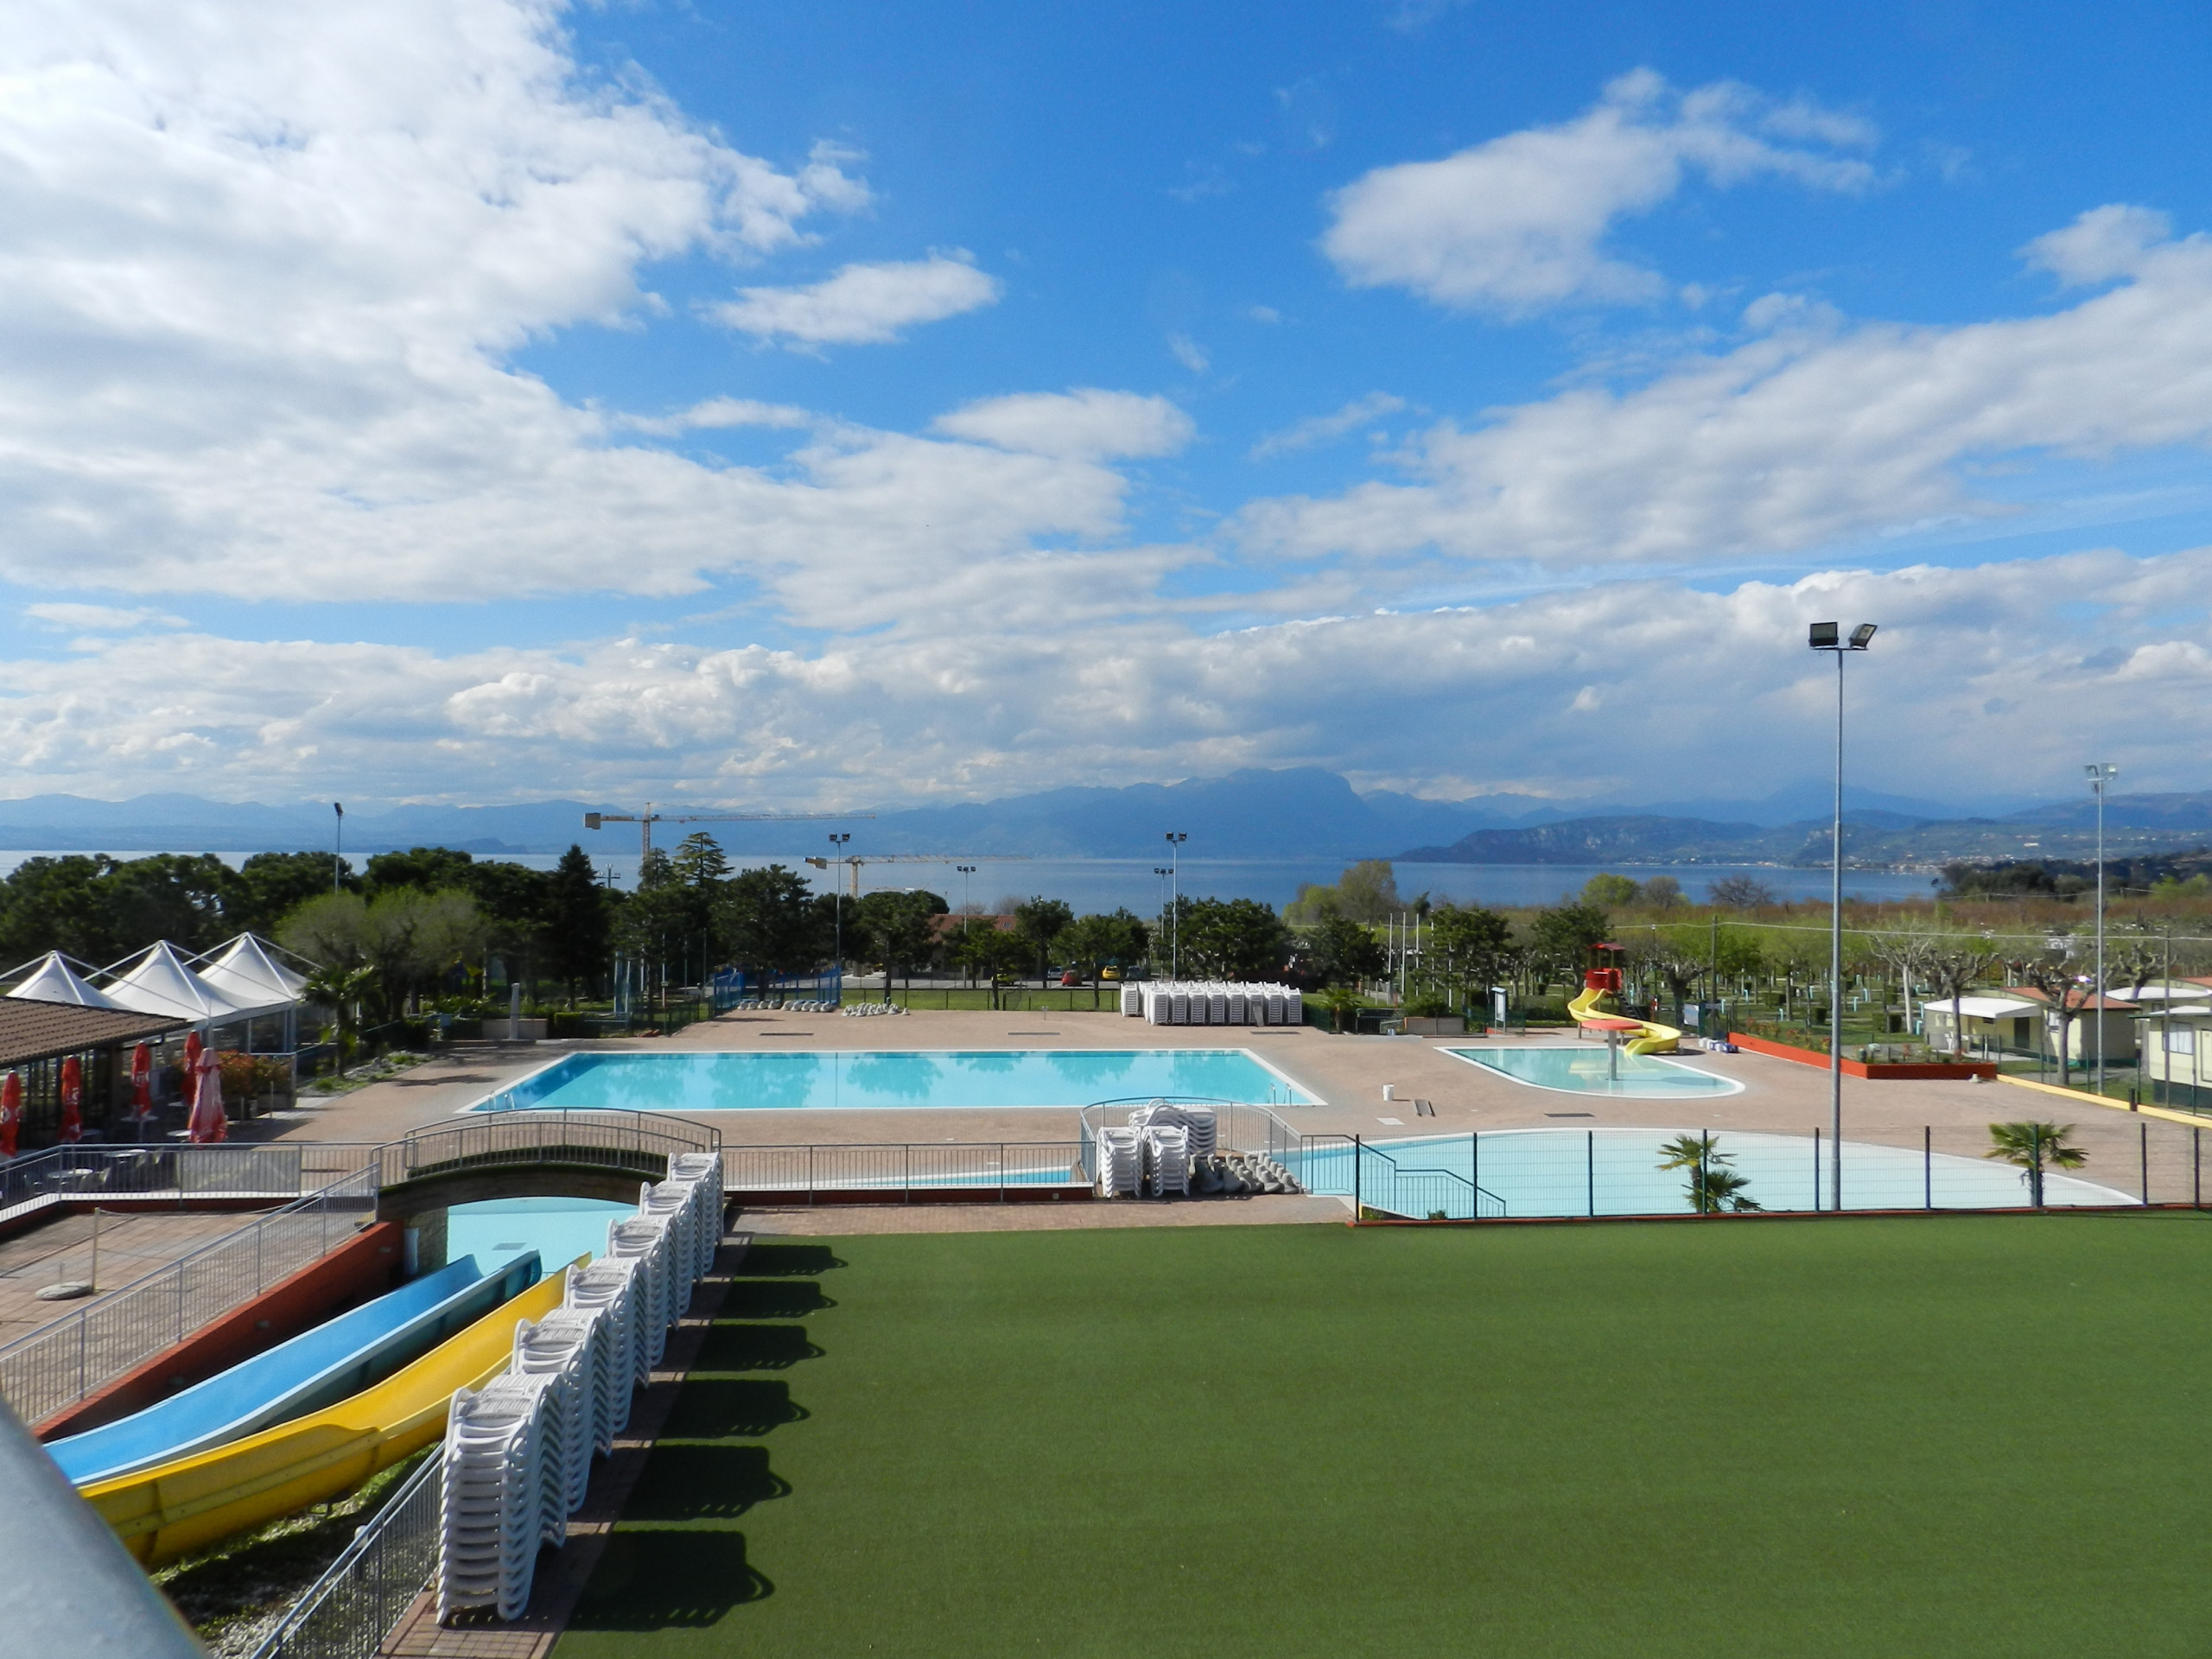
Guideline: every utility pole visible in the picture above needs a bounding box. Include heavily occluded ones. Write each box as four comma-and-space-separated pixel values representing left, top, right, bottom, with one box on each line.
2087, 764, 2118, 1099
332, 803, 344, 893
1165, 832, 1186, 977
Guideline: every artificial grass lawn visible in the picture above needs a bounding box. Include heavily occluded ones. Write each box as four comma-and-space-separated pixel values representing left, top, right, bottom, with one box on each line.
556, 1214, 2212, 1658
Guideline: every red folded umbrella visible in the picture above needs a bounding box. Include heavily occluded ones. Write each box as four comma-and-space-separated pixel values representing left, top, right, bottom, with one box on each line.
0, 1071, 18, 1160
57, 1055, 83, 1145
182, 1031, 204, 1113
130, 1043, 153, 1122
187, 1049, 226, 1144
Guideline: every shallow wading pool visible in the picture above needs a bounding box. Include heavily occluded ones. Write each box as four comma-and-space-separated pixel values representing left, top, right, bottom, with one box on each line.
1445, 1044, 1743, 1097
469, 1050, 1318, 1114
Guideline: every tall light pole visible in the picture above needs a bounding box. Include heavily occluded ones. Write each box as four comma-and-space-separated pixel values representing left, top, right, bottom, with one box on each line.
1153, 868, 1172, 975
828, 832, 851, 1003
2086, 764, 2118, 1099
1809, 620, 1877, 1212
332, 803, 344, 892
1164, 832, 1186, 977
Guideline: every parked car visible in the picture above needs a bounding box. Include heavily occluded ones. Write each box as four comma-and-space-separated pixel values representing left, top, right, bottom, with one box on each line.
1059, 969, 1082, 987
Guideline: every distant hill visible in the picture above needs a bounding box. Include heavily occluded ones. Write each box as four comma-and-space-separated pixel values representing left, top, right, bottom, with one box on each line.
0, 774, 2208, 867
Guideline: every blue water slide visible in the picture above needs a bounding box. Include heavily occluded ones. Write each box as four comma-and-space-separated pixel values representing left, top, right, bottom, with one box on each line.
48, 1251, 543, 1487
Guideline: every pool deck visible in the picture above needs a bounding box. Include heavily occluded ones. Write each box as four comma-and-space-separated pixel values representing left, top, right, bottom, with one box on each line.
232, 1010, 2207, 1206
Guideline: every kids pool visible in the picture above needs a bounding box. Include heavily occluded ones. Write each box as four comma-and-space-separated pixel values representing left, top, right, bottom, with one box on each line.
470, 1050, 1318, 1114
1445, 1044, 1744, 1098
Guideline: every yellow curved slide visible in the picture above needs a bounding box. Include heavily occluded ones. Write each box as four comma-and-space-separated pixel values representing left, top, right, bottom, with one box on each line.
1567, 983, 1681, 1056
83, 1261, 578, 1567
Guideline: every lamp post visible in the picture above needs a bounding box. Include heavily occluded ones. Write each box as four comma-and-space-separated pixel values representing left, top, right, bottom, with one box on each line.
1808, 620, 1877, 1212
1164, 833, 1186, 977
1153, 868, 1172, 975
956, 864, 976, 988
2086, 764, 2118, 1100
828, 832, 851, 1003
332, 802, 344, 893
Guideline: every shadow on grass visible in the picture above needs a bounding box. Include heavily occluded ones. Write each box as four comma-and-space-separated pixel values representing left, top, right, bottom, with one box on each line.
696, 1320, 823, 1370
662, 1377, 810, 1439
737, 1243, 845, 1276
720, 1280, 838, 1319
623, 1443, 791, 1521
569, 1529, 773, 1629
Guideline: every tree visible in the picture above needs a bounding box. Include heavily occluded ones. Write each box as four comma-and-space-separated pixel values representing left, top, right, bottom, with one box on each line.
720, 864, 833, 979
1012, 896, 1074, 988
852, 889, 948, 1001
1302, 915, 1385, 988
1656, 1131, 1764, 1213
1638, 874, 1686, 912
1580, 873, 1640, 908
301, 963, 377, 1065
1285, 861, 1402, 925
2012, 946, 2088, 1075
1708, 874, 1778, 909
462, 861, 552, 996
1631, 931, 1710, 1023
0, 855, 114, 966
1058, 910, 1148, 985
1984, 1121, 2086, 1207
232, 851, 353, 937
1176, 897, 1290, 980
362, 845, 476, 897
1417, 903, 1515, 1011
1923, 939, 2003, 1058
1529, 902, 1612, 988
542, 845, 612, 1003
670, 832, 733, 888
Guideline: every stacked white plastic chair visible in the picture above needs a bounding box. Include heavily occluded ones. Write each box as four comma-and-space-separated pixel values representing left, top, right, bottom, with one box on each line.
1142, 1124, 1190, 1197
1122, 985, 1144, 1017
511, 1314, 596, 1511
607, 1215, 676, 1369
437, 1376, 553, 1622
1097, 1127, 1142, 1196
565, 1256, 645, 1414
1138, 981, 1300, 1026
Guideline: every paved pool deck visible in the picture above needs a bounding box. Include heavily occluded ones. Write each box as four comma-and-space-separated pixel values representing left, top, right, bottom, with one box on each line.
237, 1010, 2207, 1206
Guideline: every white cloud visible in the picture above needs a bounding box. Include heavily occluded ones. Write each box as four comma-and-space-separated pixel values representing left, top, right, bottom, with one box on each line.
932, 390, 1193, 461
2024, 203, 2173, 286
620, 397, 813, 435
1249, 392, 1408, 460
1247, 207, 2212, 568
4, 546, 2209, 805
1321, 70, 1878, 315
23, 603, 184, 632
1167, 334, 1211, 373
709, 253, 1001, 346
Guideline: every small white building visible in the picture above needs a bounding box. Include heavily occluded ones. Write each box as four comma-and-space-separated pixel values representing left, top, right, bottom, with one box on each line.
1920, 988, 2137, 1066
2134, 1004, 2212, 1113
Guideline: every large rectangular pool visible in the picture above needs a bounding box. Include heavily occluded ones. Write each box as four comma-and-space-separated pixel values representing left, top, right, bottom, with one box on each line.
471, 1050, 1318, 1114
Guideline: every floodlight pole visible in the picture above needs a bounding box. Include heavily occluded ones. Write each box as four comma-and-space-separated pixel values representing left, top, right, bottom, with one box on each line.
1165, 833, 1186, 976
1809, 621, 1876, 1213
332, 803, 344, 893
2087, 764, 2118, 1100
829, 833, 851, 1000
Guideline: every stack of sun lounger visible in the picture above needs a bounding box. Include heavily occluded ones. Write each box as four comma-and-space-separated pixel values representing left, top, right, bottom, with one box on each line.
1097, 1127, 1143, 1196
1142, 1124, 1190, 1197
435, 1154, 723, 1624
1135, 981, 1302, 1027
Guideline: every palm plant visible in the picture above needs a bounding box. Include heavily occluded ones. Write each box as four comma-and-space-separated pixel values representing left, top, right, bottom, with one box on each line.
1656, 1131, 1764, 1214
303, 963, 377, 1065
1984, 1121, 2086, 1207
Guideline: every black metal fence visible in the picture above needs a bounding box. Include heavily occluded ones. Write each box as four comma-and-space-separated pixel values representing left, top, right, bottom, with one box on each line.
250, 1449, 442, 1659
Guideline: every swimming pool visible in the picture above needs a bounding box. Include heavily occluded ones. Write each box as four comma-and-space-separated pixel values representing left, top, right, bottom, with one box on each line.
1290, 1128, 2136, 1217
470, 1050, 1317, 1114
1445, 1044, 1743, 1097
448, 1197, 635, 1270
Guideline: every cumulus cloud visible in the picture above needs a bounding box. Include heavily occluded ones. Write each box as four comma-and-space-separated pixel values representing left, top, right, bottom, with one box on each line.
1249, 393, 1407, 460
931, 390, 1193, 461
23, 603, 185, 632
2024, 203, 2175, 286
5, 545, 2209, 804
709, 253, 1001, 346
1321, 69, 1878, 315
620, 397, 813, 435
1248, 207, 2212, 567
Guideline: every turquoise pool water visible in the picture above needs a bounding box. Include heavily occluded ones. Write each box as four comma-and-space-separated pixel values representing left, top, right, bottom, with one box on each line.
1445, 1044, 1743, 1097
472, 1050, 1315, 1113
448, 1197, 635, 1270
1289, 1128, 2134, 1217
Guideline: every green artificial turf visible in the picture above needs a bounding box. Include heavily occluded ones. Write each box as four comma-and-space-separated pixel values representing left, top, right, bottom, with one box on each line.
556, 1214, 2212, 1658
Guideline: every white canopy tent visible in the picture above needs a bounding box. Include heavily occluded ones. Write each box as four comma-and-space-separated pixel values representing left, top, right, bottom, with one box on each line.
194, 933, 309, 1016
100, 941, 254, 1025
4, 951, 126, 1010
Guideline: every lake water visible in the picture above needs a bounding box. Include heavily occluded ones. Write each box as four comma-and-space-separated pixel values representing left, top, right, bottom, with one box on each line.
0, 848, 1938, 912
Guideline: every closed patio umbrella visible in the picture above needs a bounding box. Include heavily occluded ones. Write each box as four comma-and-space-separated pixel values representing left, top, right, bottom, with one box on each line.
57, 1056, 83, 1145
181, 1031, 203, 1116
186, 1048, 226, 1145
129, 1044, 153, 1122
0, 1071, 17, 1160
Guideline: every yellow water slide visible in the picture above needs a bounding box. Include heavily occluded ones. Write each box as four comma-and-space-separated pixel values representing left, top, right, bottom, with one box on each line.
83, 1262, 576, 1567
1567, 982, 1682, 1056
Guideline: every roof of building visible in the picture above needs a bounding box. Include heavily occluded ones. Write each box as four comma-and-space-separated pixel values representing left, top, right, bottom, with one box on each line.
2000, 986, 2134, 1012
0, 1001, 186, 1069
1925, 995, 2042, 1020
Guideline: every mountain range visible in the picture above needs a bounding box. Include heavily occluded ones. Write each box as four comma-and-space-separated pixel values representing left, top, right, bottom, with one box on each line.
0, 772, 2203, 868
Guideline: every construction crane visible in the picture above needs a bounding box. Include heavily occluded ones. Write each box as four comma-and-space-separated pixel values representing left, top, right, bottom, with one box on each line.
584, 804, 874, 863
804, 853, 1030, 899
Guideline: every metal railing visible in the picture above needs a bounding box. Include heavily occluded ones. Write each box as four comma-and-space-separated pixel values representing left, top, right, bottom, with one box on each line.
379, 1109, 720, 1190
1294, 1135, 1507, 1219
1076, 1097, 1308, 1185
0, 1167, 378, 1426
0, 1142, 376, 1228
251, 1449, 442, 1659
721, 1141, 1084, 1200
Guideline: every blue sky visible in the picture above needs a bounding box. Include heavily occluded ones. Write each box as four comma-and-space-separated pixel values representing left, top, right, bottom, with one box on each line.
2, 0, 2210, 810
